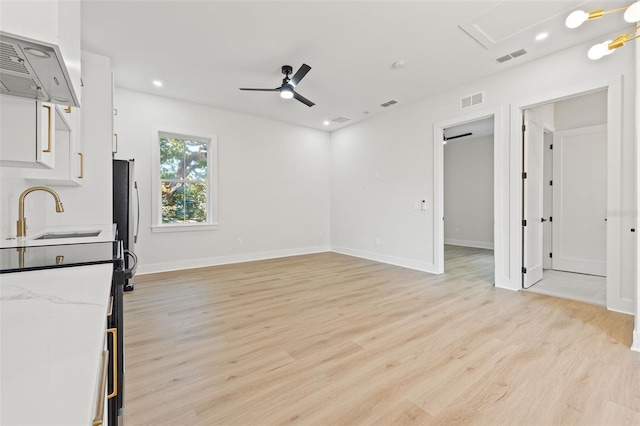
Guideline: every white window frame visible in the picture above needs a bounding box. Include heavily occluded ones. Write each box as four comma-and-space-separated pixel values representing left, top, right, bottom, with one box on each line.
151, 126, 218, 233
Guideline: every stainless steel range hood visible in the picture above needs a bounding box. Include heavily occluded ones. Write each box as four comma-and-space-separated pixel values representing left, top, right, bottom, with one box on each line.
0, 33, 79, 107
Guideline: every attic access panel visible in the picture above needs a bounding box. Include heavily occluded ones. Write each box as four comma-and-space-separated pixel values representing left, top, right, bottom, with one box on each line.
459, 1, 583, 49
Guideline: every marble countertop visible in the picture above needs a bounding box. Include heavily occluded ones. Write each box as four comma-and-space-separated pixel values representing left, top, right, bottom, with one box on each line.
0, 264, 113, 425
1, 224, 117, 248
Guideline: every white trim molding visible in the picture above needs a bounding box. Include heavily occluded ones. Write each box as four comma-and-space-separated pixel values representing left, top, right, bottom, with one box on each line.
151, 125, 219, 231
511, 75, 632, 313
331, 246, 437, 274
433, 106, 508, 288
444, 239, 494, 250
137, 245, 331, 275
632, 331, 640, 353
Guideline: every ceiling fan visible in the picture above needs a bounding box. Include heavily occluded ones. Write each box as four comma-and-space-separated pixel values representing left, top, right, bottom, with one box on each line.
240, 64, 315, 107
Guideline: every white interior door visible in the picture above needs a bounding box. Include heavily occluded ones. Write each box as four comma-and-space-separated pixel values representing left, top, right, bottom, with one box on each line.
522, 110, 544, 288
543, 131, 553, 270
552, 125, 607, 276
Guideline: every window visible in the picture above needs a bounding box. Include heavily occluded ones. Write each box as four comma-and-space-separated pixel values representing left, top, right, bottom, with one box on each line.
151, 128, 218, 232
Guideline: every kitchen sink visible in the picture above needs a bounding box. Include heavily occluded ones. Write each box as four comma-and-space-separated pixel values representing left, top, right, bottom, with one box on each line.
33, 230, 101, 240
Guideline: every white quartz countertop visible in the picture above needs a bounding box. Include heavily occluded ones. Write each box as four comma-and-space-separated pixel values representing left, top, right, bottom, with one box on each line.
1, 223, 117, 248
0, 264, 113, 426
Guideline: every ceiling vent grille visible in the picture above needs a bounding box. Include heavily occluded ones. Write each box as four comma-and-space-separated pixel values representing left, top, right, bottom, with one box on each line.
460, 91, 484, 110
331, 115, 351, 123
380, 99, 398, 107
495, 48, 527, 64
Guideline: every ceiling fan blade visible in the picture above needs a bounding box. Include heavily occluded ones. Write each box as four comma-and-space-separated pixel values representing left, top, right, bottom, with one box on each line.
290, 64, 311, 86
239, 87, 279, 91
293, 91, 315, 107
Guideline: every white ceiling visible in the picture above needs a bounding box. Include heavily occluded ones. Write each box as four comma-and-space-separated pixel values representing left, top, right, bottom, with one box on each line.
81, 0, 631, 131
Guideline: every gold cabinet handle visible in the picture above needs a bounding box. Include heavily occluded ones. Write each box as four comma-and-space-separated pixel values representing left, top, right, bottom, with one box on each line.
113, 134, 118, 154
65, 106, 71, 113
93, 350, 109, 426
42, 104, 52, 153
107, 328, 118, 399
78, 152, 84, 179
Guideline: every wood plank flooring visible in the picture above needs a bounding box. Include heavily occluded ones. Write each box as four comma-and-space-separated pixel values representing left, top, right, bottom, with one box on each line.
124, 248, 639, 425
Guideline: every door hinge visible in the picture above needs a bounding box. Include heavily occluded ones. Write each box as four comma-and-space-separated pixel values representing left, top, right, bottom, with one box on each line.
522, 124, 526, 132
550, 253, 553, 258
522, 172, 527, 179
522, 219, 527, 226
549, 216, 552, 222
550, 180, 553, 186
550, 144, 553, 150
522, 267, 527, 274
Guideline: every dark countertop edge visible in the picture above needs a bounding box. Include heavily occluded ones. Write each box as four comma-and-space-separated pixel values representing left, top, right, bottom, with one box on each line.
0, 259, 116, 274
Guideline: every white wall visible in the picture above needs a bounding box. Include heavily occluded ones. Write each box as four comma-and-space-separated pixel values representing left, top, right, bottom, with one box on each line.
113, 88, 331, 274
0, 52, 113, 237
444, 134, 494, 249
330, 37, 635, 310
554, 90, 607, 131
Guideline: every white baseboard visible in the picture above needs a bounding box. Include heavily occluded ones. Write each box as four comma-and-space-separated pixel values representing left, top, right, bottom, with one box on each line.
607, 300, 635, 316
137, 245, 331, 275
632, 330, 640, 353
331, 246, 437, 273
444, 239, 494, 250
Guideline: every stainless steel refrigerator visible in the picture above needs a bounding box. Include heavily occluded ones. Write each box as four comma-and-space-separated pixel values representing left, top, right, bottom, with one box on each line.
113, 158, 138, 291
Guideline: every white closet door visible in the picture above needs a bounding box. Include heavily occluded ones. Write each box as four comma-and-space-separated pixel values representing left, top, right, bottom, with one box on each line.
522, 110, 544, 288
552, 125, 607, 276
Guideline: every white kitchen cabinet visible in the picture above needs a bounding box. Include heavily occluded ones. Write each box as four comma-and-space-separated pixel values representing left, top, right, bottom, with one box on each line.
24, 104, 84, 186
0, 95, 55, 169
0, 0, 82, 105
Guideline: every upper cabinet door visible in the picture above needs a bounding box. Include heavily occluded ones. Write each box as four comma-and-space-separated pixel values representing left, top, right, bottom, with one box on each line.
0, 96, 55, 169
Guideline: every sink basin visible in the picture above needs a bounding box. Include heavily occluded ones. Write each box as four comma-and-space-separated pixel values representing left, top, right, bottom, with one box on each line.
33, 230, 101, 240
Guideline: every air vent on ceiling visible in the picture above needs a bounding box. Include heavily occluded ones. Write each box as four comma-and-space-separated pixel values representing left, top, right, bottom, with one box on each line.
460, 91, 484, 110
380, 99, 398, 107
331, 115, 351, 123
495, 48, 527, 64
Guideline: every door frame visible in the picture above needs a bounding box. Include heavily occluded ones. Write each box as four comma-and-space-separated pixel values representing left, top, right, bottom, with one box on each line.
510, 75, 627, 313
433, 106, 509, 287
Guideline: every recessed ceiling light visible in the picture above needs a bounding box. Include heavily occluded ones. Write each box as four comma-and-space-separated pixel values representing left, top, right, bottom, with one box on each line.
323, 120, 330, 126
535, 32, 549, 41
153, 80, 163, 87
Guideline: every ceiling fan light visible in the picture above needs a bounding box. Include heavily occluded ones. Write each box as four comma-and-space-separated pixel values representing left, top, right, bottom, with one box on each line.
624, 2, 640, 22
280, 85, 294, 99
566, 10, 588, 28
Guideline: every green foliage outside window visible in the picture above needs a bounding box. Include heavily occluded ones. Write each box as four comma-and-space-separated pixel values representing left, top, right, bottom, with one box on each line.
160, 137, 208, 223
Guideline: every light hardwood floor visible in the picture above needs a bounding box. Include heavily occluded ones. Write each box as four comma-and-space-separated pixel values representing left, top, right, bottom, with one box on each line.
124, 248, 639, 425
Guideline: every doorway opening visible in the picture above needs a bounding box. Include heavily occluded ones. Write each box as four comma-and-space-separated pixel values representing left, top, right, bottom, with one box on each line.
443, 117, 495, 283
521, 91, 607, 306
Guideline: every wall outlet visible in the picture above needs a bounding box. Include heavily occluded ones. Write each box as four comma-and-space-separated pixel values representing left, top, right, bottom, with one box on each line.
236, 238, 243, 246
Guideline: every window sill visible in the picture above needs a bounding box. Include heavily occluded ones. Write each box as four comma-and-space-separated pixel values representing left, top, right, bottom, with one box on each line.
151, 223, 219, 233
